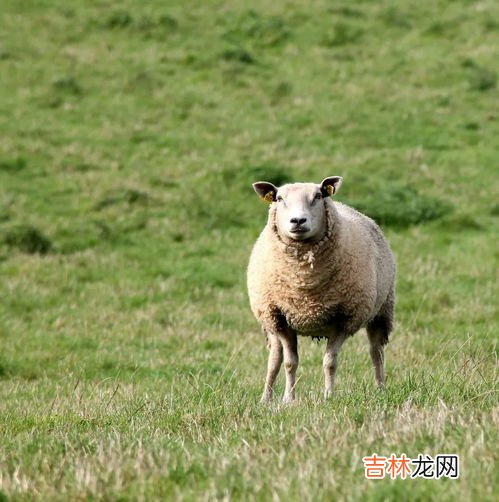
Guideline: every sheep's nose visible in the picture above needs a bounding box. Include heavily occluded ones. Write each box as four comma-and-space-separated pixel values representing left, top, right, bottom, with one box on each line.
290, 217, 307, 226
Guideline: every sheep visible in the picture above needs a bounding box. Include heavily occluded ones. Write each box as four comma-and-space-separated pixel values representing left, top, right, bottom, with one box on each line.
247, 176, 396, 403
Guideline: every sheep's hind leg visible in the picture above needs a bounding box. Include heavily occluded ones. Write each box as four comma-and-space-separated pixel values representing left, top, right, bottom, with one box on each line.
366, 317, 390, 389
261, 333, 283, 403
323, 334, 347, 398
280, 330, 299, 403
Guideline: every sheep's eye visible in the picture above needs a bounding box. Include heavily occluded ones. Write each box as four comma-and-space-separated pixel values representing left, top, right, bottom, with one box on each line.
314, 193, 322, 200
276, 195, 283, 202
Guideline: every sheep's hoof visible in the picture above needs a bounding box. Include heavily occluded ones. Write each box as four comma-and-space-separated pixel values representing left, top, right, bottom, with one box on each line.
282, 394, 296, 404
324, 388, 333, 399
260, 393, 273, 404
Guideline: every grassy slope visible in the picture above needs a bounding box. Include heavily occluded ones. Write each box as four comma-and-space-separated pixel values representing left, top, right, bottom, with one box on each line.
0, 0, 498, 500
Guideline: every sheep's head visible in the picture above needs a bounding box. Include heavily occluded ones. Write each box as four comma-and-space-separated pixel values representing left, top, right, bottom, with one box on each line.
253, 176, 343, 242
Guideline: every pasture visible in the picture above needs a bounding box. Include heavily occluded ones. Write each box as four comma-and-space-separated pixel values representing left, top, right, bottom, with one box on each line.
0, 0, 497, 500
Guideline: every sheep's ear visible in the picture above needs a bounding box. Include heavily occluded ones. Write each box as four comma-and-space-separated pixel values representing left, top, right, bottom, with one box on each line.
252, 182, 278, 204
320, 176, 343, 197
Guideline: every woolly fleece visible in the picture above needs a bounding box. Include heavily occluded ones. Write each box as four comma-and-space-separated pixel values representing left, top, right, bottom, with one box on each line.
247, 198, 396, 339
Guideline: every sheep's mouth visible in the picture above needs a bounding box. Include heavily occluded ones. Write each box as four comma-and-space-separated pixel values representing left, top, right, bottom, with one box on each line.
289, 227, 310, 239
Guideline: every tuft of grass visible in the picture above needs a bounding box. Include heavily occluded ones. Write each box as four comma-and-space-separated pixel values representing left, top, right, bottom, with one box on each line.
104, 10, 178, 36
270, 81, 293, 102
220, 48, 255, 65
0, 157, 27, 173
328, 6, 365, 19
436, 212, 484, 232
343, 184, 453, 228
3, 224, 52, 254
322, 22, 363, 47
224, 164, 294, 189
223, 10, 290, 48
381, 7, 412, 29
157, 14, 178, 30
52, 76, 83, 95
468, 66, 497, 92
94, 189, 151, 210
490, 203, 499, 216
106, 11, 133, 29
424, 20, 458, 37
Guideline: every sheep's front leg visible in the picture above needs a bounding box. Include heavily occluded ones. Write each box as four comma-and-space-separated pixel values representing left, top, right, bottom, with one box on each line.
261, 333, 283, 403
280, 330, 299, 403
323, 334, 347, 398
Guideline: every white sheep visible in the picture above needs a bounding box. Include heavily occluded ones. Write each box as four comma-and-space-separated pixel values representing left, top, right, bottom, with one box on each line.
247, 177, 396, 402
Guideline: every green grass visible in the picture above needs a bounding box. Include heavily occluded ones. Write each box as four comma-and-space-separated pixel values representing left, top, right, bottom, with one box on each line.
0, 0, 498, 500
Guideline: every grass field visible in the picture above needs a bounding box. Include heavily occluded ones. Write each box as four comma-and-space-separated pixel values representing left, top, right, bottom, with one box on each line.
0, 0, 498, 500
